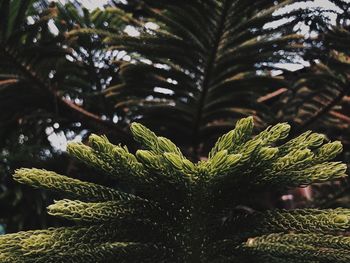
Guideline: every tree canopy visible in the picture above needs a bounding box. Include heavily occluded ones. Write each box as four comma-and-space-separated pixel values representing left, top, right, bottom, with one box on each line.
0, 0, 349, 239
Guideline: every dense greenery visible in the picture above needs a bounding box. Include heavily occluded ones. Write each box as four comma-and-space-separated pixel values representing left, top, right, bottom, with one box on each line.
0, 0, 133, 231
1, 117, 349, 262
0, 0, 349, 261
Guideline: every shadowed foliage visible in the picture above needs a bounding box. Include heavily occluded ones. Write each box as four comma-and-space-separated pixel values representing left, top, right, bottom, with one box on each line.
75, 0, 349, 158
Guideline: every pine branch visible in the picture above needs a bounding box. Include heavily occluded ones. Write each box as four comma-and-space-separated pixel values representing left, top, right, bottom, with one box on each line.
192, 0, 230, 154
1, 116, 349, 262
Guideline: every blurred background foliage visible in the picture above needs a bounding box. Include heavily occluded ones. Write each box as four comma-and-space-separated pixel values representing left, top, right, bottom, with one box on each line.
0, 0, 349, 233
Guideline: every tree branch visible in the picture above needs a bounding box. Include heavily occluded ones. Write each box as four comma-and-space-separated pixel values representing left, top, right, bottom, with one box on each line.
2, 45, 132, 143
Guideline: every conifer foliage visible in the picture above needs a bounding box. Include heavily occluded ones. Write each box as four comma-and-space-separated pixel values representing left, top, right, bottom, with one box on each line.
95, 0, 348, 152
0, 117, 349, 262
